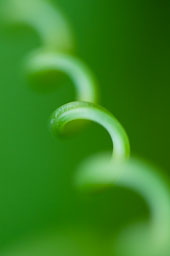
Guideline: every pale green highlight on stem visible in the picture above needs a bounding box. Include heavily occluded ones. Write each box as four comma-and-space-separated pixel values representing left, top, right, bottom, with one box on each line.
3, 1, 169, 255
27, 51, 98, 103
2, 0, 74, 52
3, 0, 98, 103
76, 154, 170, 255
50, 102, 130, 160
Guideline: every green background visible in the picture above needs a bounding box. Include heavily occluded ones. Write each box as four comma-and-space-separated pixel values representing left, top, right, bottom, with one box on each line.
0, 0, 169, 252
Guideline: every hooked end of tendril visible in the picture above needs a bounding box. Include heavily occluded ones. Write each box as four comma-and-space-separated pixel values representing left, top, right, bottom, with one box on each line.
49, 103, 86, 137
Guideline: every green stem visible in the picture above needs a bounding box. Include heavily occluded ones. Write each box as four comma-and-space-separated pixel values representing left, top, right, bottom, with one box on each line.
2, 0, 74, 52
3, 0, 98, 103
27, 51, 98, 103
76, 154, 170, 255
50, 101, 130, 160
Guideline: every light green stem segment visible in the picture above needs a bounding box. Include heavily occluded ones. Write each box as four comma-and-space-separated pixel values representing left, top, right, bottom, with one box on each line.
27, 52, 98, 103
76, 155, 170, 254
50, 101, 130, 160
2, 0, 74, 52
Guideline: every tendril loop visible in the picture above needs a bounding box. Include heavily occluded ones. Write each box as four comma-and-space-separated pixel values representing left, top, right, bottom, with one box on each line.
4, 0, 170, 255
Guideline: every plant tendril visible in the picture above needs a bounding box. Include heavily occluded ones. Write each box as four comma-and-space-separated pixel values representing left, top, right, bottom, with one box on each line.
4, 0, 170, 255
26, 51, 98, 102
50, 101, 130, 160
2, 0, 74, 52
76, 154, 170, 255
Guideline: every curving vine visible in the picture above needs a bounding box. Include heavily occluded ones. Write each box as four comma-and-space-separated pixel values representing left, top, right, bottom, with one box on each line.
3, 0, 170, 255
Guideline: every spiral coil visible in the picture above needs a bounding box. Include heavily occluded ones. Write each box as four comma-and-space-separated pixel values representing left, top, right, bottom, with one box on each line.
3, 0, 170, 255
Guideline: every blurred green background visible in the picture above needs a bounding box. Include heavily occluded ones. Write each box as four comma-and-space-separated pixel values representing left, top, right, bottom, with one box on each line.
0, 0, 169, 252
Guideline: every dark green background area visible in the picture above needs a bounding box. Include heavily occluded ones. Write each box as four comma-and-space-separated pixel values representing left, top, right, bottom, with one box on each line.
0, 0, 169, 251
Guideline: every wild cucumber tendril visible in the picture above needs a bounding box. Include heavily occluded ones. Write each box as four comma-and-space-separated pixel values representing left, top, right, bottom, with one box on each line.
3, 0, 170, 255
